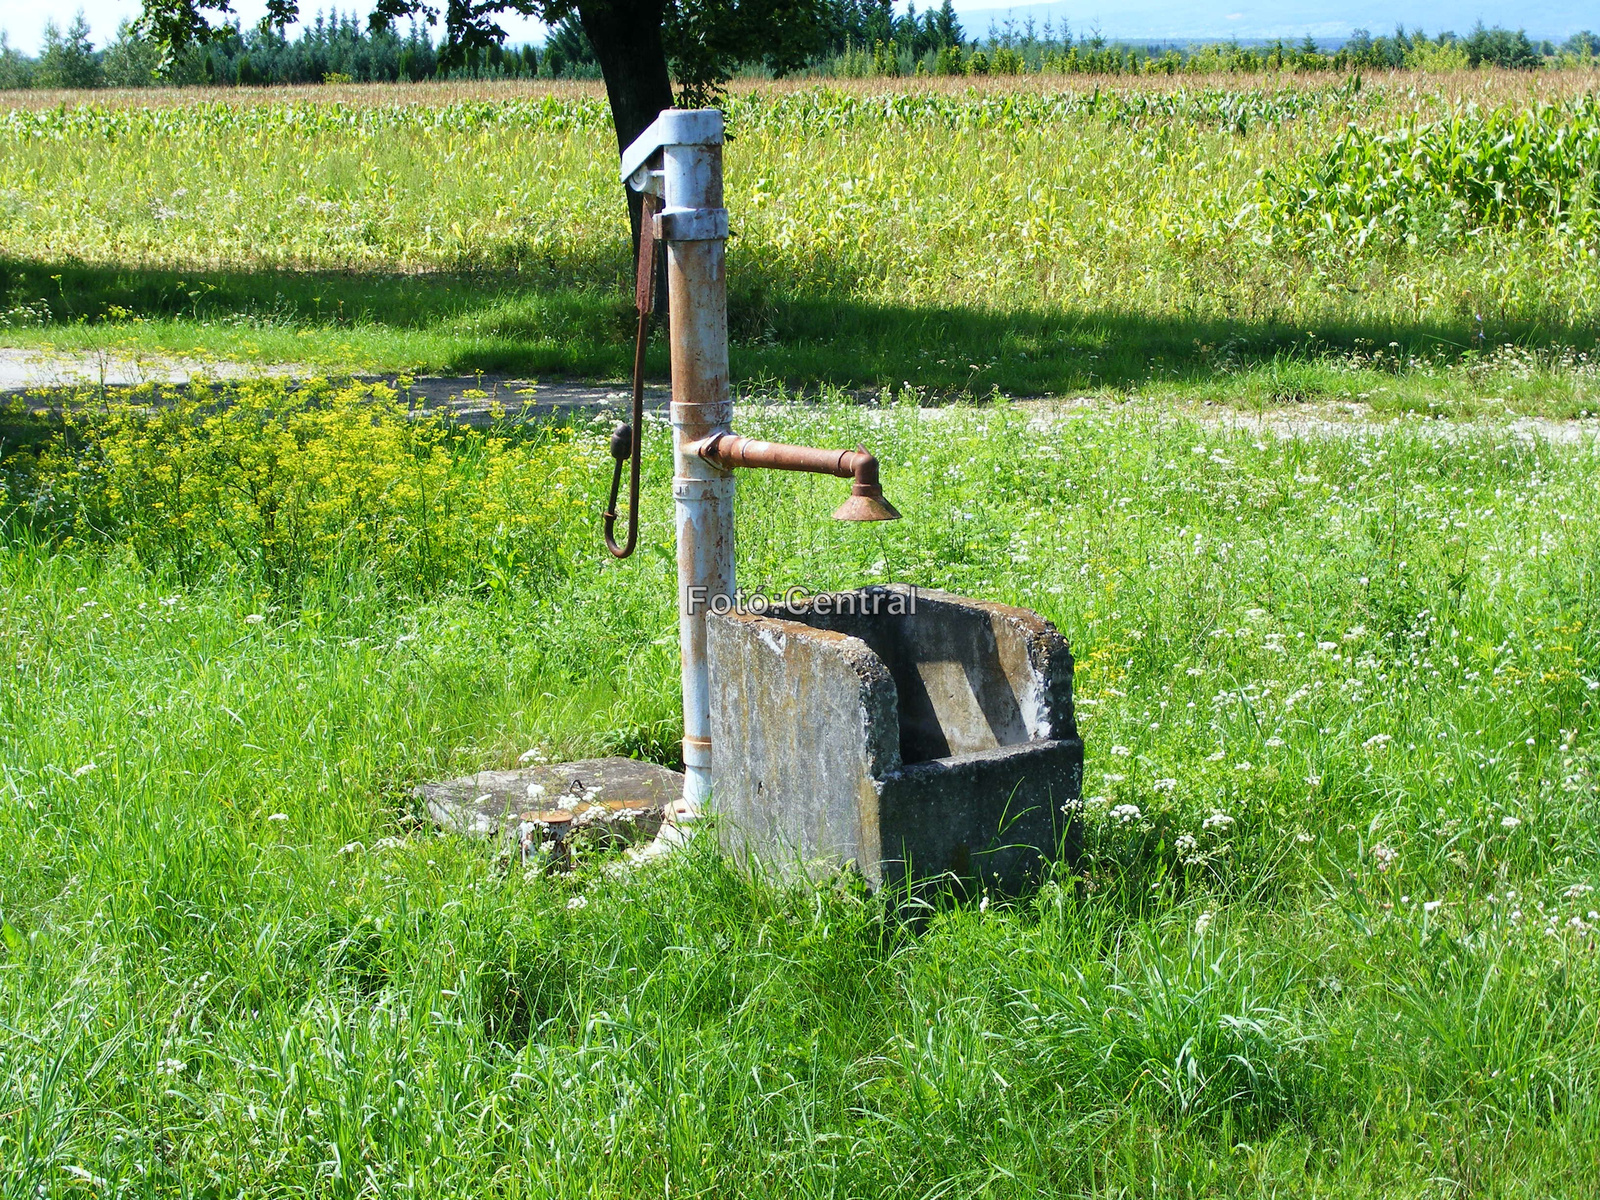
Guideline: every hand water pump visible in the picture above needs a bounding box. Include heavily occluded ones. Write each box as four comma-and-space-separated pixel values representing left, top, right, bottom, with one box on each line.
603, 108, 901, 824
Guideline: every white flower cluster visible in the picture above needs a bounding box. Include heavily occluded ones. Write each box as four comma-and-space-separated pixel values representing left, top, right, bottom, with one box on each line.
1109, 803, 1142, 824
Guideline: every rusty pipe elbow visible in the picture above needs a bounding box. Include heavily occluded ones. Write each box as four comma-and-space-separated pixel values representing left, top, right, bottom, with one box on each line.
834, 448, 900, 521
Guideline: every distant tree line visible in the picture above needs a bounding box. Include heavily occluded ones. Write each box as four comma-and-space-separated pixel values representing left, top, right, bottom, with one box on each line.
0, 4, 1595, 90
0, 9, 546, 88
802, 6, 1600, 78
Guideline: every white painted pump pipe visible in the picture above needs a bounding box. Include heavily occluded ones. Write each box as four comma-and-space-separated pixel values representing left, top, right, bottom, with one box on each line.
620, 110, 735, 819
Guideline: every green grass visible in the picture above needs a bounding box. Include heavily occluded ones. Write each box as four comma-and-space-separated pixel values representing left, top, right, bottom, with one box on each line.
3, 78, 1600, 413
4, 390, 1600, 1193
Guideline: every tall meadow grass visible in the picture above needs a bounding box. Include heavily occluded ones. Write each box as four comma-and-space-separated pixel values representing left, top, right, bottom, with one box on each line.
2, 387, 1599, 1191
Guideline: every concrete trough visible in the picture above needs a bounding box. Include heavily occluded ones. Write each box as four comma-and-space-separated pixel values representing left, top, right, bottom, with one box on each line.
708, 585, 1082, 893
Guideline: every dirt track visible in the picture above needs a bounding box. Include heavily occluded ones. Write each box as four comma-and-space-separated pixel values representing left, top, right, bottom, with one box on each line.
4, 348, 1597, 446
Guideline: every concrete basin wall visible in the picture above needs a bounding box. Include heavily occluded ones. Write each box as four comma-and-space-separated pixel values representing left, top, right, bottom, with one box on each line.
708, 586, 1082, 893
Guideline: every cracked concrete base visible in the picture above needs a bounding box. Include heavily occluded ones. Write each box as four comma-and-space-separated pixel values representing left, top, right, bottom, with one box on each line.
416, 756, 680, 864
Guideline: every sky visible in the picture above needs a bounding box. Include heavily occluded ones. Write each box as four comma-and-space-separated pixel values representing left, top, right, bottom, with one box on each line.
2, 0, 1588, 58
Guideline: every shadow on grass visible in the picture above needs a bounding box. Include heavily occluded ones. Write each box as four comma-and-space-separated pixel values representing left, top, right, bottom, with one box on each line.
5, 257, 1596, 398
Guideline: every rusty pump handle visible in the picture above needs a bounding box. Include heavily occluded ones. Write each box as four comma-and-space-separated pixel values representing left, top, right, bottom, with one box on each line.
688, 433, 902, 522
603, 187, 662, 559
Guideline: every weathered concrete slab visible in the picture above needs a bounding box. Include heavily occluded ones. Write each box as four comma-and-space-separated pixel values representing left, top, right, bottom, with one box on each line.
708, 586, 1082, 894
416, 756, 678, 864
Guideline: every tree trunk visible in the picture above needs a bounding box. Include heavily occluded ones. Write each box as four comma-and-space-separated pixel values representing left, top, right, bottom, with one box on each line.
577, 0, 675, 267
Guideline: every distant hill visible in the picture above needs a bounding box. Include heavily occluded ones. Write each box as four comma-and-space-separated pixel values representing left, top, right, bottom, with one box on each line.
951, 0, 1594, 43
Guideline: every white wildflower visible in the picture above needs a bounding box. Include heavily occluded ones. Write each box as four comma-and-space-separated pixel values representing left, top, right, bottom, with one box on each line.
525, 782, 547, 800
337, 842, 363, 856
1194, 910, 1214, 936
1152, 777, 1177, 793
1363, 733, 1392, 751
1563, 883, 1594, 899
267, 813, 289, 822
1265, 736, 1284, 748
1235, 761, 1253, 772
1110, 745, 1132, 757
1109, 803, 1142, 824
1296, 831, 1315, 843
1317, 641, 1338, 651
1424, 900, 1442, 913
157, 1059, 186, 1076
566, 895, 588, 910
1203, 812, 1235, 831
243, 613, 265, 625
1175, 833, 1198, 854
1206, 750, 1226, 762
518, 747, 550, 765
1306, 773, 1322, 787
1371, 844, 1398, 872
1501, 815, 1521, 829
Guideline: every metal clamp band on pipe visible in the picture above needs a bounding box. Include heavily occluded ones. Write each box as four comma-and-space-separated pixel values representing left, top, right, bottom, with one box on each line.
654, 207, 730, 242
672, 475, 735, 500
682, 736, 712, 769
670, 399, 735, 428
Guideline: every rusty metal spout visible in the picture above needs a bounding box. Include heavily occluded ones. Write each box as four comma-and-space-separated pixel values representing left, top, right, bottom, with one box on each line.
689, 434, 902, 522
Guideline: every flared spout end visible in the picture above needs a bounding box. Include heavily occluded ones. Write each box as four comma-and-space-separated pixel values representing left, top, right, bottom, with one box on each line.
833, 488, 902, 522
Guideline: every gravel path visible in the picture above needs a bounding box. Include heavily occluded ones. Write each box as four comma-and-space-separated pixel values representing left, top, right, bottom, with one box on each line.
4, 348, 1596, 446
0, 348, 669, 421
